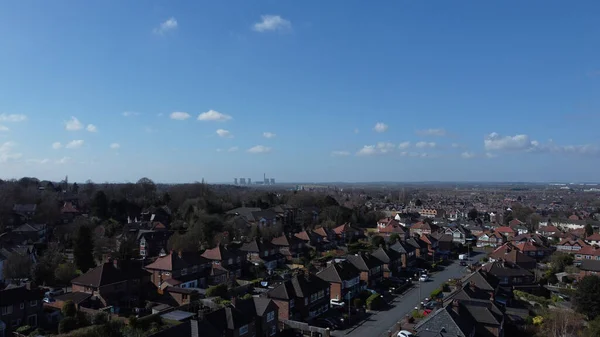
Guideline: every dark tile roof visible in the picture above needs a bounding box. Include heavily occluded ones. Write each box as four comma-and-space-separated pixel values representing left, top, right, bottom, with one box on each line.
13, 204, 37, 213
346, 253, 383, 271
271, 234, 303, 247
54, 291, 92, 304
145, 251, 209, 271
482, 261, 533, 278
240, 238, 276, 253
205, 306, 254, 331
316, 261, 360, 283
72, 260, 148, 288
190, 319, 222, 337
371, 247, 402, 264
580, 259, 600, 272
0, 285, 44, 306
235, 297, 275, 317
268, 273, 329, 300
415, 305, 472, 337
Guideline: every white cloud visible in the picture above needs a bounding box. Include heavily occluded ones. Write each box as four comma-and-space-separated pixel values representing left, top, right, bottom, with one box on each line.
65, 140, 84, 149
373, 122, 388, 133
27, 158, 50, 164
484, 132, 600, 156
263, 132, 276, 139
398, 141, 411, 150
0, 141, 22, 163
153, 17, 178, 35
56, 157, 70, 164
86, 124, 97, 132
170, 111, 191, 120
52, 142, 62, 149
228, 146, 239, 152
247, 145, 272, 154
415, 141, 436, 149
376, 142, 396, 153
122, 111, 140, 117
461, 152, 476, 159
0, 113, 27, 122
253, 15, 292, 32
216, 129, 233, 138
416, 128, 447, 137
356, 145, 377, 156
65, 116, 83, 131
331, 150, 351, 157
197, 110, 232, 121
485, 152, 498, 158
110, 143, 120, 149
0, 125, 8, 132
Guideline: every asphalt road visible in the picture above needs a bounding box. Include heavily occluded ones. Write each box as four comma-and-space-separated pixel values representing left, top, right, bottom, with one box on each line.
332, 261, 466, 337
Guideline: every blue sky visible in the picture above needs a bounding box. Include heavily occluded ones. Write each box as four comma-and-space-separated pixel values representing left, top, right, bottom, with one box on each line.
0, 1, 599, 183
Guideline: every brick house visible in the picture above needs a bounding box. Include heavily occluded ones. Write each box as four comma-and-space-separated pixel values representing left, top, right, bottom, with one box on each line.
482, 261, 535, 286
139, 231, 173, 258
579, 260, 600, 279
489, 244, 536, 270
145, 251, 212, 289
556, 238, 587, 253
71, 259, 150, 308
332, 223, 365, 244
201, 244, 245, 280
267, 271, 330, 321
477, 232, 505, 248
346, 253, 383, 286
316, 261, 362, 302
204, 305, 256, 337
233, 297, 279, 337
371, 247, 404, 277
410, 222, 438, 236
388, 241, 417, 269
294, 230, 333, 251
240, 238, 285, 271
270, 234, 305, 260
0, 284, 44, 337
377, 219, 409, 241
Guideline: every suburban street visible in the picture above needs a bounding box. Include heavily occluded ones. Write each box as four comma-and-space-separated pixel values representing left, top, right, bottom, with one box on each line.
332, 261, 466, 337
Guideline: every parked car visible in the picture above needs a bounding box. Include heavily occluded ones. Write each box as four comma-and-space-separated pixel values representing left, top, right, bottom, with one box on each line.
314, 318, 338, 330
43, 297, 56, 303
424, 301, 438, 309
460, 261, 467, 266
397, 330, 414, 337
44, 288, 65, 298
419, 274, 429, 282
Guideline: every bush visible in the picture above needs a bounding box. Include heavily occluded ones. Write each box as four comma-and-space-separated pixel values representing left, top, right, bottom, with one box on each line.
16, 325, 32, 334
365, 293, 384, 310
92, 312, 109, 325
206, 283, 229, 298
27, 328, 44, 337
353, 298, 363, 308
430, 288, 442, 299
136, 314, 163, 330
241, 293, 254, 300
59, 317, 78, 334
62, 300, 77, 318
411, 310, 424, 319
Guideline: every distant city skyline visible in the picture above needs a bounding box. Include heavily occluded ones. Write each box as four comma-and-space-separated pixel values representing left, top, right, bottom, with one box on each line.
1, 1, 599, 183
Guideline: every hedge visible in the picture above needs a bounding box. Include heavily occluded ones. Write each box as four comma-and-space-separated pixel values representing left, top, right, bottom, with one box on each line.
365, 293, 384, 310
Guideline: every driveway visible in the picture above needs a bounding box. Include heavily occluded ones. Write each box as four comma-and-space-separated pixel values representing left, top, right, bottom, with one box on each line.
332, 261, 466, 337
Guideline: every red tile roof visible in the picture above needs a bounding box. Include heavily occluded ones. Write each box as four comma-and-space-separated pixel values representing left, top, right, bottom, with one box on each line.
496, 226, 515, 234
587, 233, 600, 241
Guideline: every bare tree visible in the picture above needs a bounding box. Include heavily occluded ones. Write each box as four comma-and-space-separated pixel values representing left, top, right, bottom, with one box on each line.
539, 308, 584, 337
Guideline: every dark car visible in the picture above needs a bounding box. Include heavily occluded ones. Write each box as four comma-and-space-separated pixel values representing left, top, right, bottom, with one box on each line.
314, 318, 338, 330
460, 261, 467, 266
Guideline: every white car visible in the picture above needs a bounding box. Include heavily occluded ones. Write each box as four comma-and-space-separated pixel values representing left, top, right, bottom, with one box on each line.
330, 299, 346, 307
397, 330, 414, 337
419, 275, 429, 282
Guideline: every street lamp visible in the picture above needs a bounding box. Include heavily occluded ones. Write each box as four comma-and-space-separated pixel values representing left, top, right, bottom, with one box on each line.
415, 273, 421, 309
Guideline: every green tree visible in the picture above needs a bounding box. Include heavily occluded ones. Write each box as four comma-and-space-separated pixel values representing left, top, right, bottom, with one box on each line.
62, 300, 77, 318
550, 252, 574, 273
73, 225, 96, 273
55, 262, 78, 286
371, 235, 385, 248
468, 208, 478, 221
583, 315, 600, 337
91, 190, 109, 219
389, 233, 400, 244
4, 253, 32, 280
585, 223, 594, 237
58, 317, 78, 334
206, 284, 229, 298
575, 275, 600, 319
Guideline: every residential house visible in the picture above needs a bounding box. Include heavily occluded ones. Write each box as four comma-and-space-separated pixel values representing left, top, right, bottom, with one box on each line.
418, 208, 445, 219
540, 219, 587, 230
574, 245, 600, 262
410, 222, 438, 236
481, 261, 535, 286
240, 238, 285, 271
267, 271, 330, 321
415, 300, 504, 337
60, 202, 80, 223
312, 227, 336, 244
389, 240, 417, 268
555, 238, 587, 254
234, 297, 279, 337
513, 241, 552, 260
489, 244, 537, 270
270, 234, 305, 260
585, 233, 600, 246
12, 204, 37, 225
163, 287, 200, 306
431, 232, 453, 253
494, 226, 516, 238
332, 223, 365, 244
578, 260, 600, 280
11, 224, 47, 243
419, 234, 439, 257
316, 261, 362, 302
0, 283, 44, 336
225, 207, 279, 228
371, 247, 404, 277
201, 244, 244, 280
442, 225, 471, 245
204, 305, 256, 337
377, 219, 409, 241
71, 259, 150, 308
294, 230, 333, 251
346, 253, 384, 287
145, 251, 212, 289
536, 226, 561, 237
476, 232, 505, 248
139, 231, 173, 258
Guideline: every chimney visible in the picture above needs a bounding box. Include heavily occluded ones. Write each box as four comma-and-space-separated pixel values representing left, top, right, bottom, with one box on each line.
489, 291, 495, 301
452, 300, 459, 312
469, 281, 476, 292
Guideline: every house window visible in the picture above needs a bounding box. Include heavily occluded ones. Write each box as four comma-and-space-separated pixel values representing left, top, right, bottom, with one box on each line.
30, 300, 37, 307
140, 240, 146, 247
237, 257, 241, 263
317, 290, 324, 299
290, 299, 295, 308
270, 325, 277, 336
27, 314, 37, 327
181, 268, 188, 276
1, 305, 13, 315
267, 311, 275, 322
239, 324, 248, 335
228, 258, 233, 265
304, 298, 308, 305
